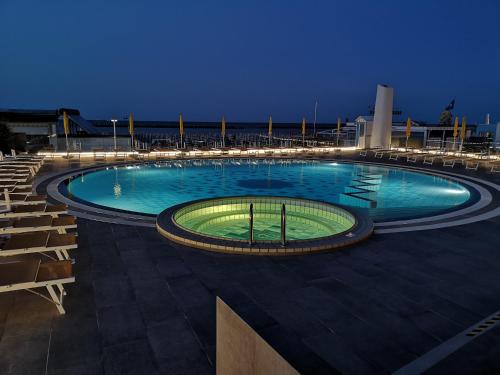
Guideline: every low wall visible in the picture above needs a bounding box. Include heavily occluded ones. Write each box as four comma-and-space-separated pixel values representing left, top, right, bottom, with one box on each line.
216, 297, 299, 375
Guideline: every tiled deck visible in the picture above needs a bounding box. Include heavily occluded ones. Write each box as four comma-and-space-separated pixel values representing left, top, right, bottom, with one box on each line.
1, 155, 500, 374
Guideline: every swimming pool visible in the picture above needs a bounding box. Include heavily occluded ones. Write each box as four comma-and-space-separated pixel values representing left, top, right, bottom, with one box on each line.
65, 159, 472, 222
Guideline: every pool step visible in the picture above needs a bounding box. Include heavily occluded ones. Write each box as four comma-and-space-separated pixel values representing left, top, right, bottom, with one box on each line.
340, 174, 382, 208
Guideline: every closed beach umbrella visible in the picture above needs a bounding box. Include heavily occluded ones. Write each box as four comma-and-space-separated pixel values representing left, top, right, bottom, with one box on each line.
63, 111, 69, 135
453, 116, 459, 138
129, 112, 134, 135
63, 111, 69, 151
301, 118, 306, 146
179, 113, 184, 136
268, 116, 272, 146
405, 117, 412, 138
460, 117, 467, 141
129, 112, 135, 150
221, 116, 226, 147
179, 113, 184, 148
337, 117, 342, 133
405, 117, 412, 149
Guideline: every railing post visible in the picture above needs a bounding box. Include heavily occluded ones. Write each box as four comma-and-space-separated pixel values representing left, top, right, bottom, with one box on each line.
281, 203, 286, 246
249, 203, 254, 245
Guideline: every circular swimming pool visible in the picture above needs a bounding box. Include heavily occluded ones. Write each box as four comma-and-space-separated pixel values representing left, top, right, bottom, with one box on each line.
65, 159, 472, 222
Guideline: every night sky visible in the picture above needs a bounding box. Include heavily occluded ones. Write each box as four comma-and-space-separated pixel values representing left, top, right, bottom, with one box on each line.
1, 0, 499, 123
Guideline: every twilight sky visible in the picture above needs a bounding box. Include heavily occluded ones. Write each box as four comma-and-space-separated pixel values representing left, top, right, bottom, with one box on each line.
1, 0, 499, 123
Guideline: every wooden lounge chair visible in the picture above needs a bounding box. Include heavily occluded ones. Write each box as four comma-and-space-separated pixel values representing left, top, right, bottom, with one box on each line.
0, 215, 76, 235
0, 166, 34, 174
374, 149, 393, 158
1, 192, 46, 207
0, 175, 32, 183
0, 161, 42, 171
404, 152, 427, 163
423, 152, 444, 165
0, 203, 67, 219
0, 259, 74, 314
464, 158, 483, 171
0, 231, 77, 260
0, 181, 33, 190
0, 172, 35, 180
442, 154, 468, 168
389, 150, 413, 160
93, 148, 107, 162
3, 186, 33, 195
115, 151, 127, 162
486, 159, 500, 173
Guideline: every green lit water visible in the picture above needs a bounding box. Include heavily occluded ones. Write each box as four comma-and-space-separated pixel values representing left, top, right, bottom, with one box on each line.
175, 202, 354, 241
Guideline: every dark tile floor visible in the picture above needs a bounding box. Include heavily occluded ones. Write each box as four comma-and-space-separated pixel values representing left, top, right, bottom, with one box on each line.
1, 157, 500, 374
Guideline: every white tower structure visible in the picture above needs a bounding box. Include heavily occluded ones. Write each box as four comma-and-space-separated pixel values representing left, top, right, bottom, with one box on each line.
371, 84, 394, 148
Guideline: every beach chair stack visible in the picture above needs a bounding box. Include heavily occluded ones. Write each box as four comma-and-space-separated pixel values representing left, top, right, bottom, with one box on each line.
0, 154, 77, 314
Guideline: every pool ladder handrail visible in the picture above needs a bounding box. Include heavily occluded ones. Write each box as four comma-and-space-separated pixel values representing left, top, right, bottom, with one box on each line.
248, 202, 287, 246
281, 203, 286, 246
249, 203, 254, 245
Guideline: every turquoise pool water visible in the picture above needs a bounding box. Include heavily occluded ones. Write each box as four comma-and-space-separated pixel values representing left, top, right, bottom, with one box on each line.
66, 159, 472, 221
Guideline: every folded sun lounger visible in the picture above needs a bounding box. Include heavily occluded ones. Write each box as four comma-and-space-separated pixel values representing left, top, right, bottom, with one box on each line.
0, 259, 74, 314
0, 175, 33, 183
0, 181, 33, 190
1, 192, 46, 207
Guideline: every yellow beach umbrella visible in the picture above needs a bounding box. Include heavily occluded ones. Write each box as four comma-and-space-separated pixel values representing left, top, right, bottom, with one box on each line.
129, 112, 135, 150
405, 117, 412, 138
63, 111, 69, 135
221, 116, 226, 137
129, 113, 134, 135
460, 117, 467, 141
268, 116, 272, 145
179, 113, 184, 148
337, 117, 342, 133
63, 111, 69, 152
179, 113, 184, 136
301, 118, 306, 136
453, 116, 459, 138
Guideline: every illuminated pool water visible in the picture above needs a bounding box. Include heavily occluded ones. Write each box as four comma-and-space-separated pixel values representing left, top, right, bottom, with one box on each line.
66, 159, 472, 222
173, 197, 355, 241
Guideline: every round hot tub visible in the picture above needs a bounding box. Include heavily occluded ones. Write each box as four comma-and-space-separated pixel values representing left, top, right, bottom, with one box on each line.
157, 196, 373, 255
